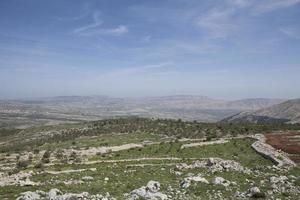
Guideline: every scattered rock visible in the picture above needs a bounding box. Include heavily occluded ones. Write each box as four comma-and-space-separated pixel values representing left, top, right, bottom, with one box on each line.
17, 189, 116, 200
176, 158, 250, 173
268, 175, 300, 194
82, 176, 94, 181
235, 187, 266, 198
249, 187, 260, 195
16, 191, 42, 200
128, 181, 168, 200
19, 177, 39, 186
180, 174, 209, 188
212, 177, 231, 187
0, 171, 38, 187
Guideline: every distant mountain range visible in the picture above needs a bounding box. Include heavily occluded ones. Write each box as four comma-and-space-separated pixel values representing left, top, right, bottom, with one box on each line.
0, 95, 290, 128
221, 99, 300, 124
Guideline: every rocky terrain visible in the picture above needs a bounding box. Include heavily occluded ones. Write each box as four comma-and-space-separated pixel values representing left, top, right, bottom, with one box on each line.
222, 99, 300, 124
0, 117, 299, 199
0, 95, 285, 128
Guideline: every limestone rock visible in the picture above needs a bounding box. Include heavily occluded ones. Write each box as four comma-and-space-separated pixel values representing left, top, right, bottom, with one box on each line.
82, 176, 94, 181
129, 181, 168, 200
212, 177, 231, 187
176, 158, 250, 173
180, 174, 209, 188
16, 191, 41, 200
17, 189, 116, 200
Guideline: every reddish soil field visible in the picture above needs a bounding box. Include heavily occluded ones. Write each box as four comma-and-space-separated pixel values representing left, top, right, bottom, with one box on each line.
265, 132, 300, 163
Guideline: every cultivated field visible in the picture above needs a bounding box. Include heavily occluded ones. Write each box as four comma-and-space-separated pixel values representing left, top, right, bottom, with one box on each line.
266, 132, 300, 163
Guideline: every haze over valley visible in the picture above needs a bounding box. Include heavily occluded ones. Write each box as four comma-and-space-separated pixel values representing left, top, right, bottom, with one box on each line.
0, 95, 287, 128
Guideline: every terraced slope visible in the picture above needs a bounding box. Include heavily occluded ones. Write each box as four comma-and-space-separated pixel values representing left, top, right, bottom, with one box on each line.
0, 118, 299, 199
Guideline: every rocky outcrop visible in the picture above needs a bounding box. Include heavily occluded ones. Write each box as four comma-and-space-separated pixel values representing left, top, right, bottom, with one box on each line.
16, 189, 116, 200
127, 181, 168, 200
0, 171, 39, 187
176, 158, 250, 173
234, 187, 265, 198
268, 175, 300, 195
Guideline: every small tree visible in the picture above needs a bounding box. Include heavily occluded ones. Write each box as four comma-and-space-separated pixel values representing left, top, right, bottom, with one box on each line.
42, 150, 51, 163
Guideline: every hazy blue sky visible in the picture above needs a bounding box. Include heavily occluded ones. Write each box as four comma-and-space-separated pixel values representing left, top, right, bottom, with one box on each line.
0, 0, 300, 99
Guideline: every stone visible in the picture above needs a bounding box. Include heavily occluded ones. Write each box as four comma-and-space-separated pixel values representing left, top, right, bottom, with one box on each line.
174, 171, 182, 176
82, 176, 94, 181
176, 158, 250, 173
180, 175, 209, 188
16, 191, 41, 200
147, 181, 161, 193
17, 189, 116, 200
249, 187, 260, 194
19, 177, 39, 186
129, 181, 168, 200
212, 177, 231, 187
48, 188, 62, 200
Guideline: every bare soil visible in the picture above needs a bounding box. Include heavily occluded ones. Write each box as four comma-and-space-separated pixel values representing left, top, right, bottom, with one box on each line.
265, 132, 300, 163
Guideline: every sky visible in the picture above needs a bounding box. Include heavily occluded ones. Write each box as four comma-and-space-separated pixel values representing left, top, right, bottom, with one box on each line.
0, 0, 300, 100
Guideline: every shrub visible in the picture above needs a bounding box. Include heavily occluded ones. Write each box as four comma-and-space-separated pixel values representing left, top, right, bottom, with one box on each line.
8, 168, 20, 175
42, 150, 51, 163
42, 150, 51, 159
294, 178, 300, 187
70, 151, 77, 160
34, 162, 44, 169
251, 192, 266, 199
28, 154, 33, 162
16, 160, 29, 169
33, 149, 40, 154
55, 149, 64, 159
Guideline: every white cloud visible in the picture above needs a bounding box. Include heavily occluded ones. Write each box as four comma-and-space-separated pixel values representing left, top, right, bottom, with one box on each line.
101, 25, 129, 36
227, 0, 300, 13
197, 8, 236, 39
228, 0, 252, 8
253, 0, 300, 13
103, 62, 174, 78
196, 0, 300, 39
56, 11, 90, 21
141, 35, 152, 43
73, 11, 128, 36
73, 11, 102, 34
76, 25, 129, 36
280, 27, 300, 39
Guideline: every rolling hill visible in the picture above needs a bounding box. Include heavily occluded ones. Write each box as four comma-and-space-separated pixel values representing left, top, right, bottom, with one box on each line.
0, 95, 285, 128
221, 99, 300, 124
